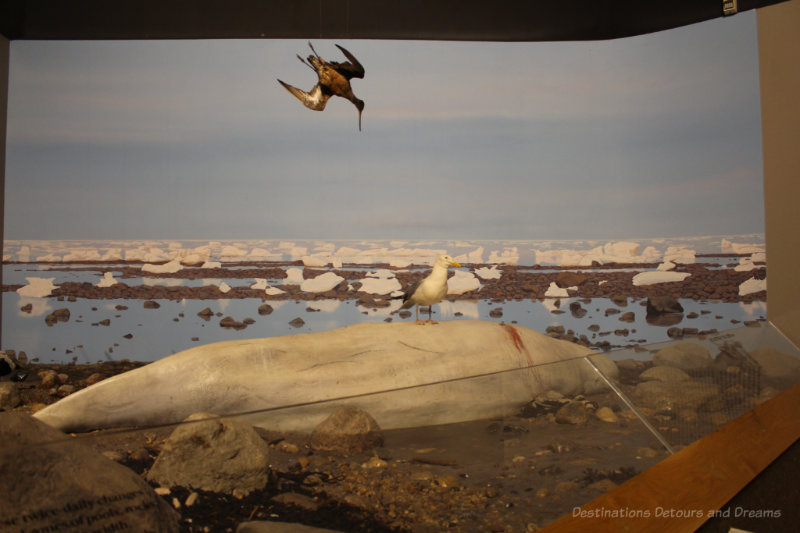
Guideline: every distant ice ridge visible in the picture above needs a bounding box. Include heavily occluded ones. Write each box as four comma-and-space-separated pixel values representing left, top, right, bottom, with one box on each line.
533, 241, 663, 266
3, 235, 765, 266
722, 238, 765, 254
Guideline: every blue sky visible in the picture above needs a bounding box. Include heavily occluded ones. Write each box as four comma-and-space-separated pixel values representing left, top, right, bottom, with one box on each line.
4, 13, 764, 241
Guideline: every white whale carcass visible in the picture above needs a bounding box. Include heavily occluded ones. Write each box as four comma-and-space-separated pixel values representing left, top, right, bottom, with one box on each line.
34, 321, 618, 433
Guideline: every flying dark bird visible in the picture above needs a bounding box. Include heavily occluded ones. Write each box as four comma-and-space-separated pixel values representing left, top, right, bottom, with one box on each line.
397, 255, 461, 325
278, 42, 365, 131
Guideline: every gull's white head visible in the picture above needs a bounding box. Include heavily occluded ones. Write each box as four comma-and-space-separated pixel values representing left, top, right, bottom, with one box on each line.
434, 254, 461, 269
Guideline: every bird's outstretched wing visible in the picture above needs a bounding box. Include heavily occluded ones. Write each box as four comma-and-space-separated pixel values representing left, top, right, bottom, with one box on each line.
277, 80, 329, 111
331, 44, 365, 79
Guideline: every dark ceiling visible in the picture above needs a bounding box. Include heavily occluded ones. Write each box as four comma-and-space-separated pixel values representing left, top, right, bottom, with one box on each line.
0, 0, 787, 42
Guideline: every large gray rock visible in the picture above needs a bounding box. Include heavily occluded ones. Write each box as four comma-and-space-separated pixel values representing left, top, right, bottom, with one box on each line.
310, 406, 384, 452
748, 347, 800, 380
0, 412, 178, 533
634, 380, 718, 411
147, 412, 270, 495
0, 382, 21, 409
653, 343, 712, 370
639, 366, 692, 383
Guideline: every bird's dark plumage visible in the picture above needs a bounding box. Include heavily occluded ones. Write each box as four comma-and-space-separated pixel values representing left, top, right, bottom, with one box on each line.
278, 42, 365, 130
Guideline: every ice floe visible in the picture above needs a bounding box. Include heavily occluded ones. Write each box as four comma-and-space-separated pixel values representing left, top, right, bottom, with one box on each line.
663, 246, 695, 264
632, 271, 691, 286
358, 277, 402, 295
301, 272, 345, 293
63, 248, 102, 262
201, 261, 221, 269
250, 279, 268, 290
488, 248, 519, 265
533, 241, 661, 267
142, 260, 183, 274
656, 261, 676, 271
284, 268, 305, 284
447, 270, 481, 295
219, 245, 248, 261
219, 282, 232, 294
544, 282, 570, 298
722, 238, 766, 254
739, 276, 767, 296
474, 265, 502, 280
302, 255, 331, 267
17, 277, 57, 298
97, 272, 117, 287
101, 248, 123, 262
358, 270, 402, 295
36, 254, 63, 262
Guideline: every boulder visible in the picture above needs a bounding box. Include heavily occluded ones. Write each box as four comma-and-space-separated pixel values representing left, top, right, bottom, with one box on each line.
653, 343, 712, 370
310, 406, 384, 453
0, 413, 178, 532
639, 366, 692, 383
748, 347, 800, 380
634, 380, 717, 411
646, 296, 684, 315
0, 382, 21, 409
554, 401, 588, 425
569, 302, 587, 318
147, 412, 270, 496
555, 272, 587, 288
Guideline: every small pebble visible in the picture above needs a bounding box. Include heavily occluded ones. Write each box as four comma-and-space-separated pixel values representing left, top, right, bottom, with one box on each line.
185, 492, 199, 507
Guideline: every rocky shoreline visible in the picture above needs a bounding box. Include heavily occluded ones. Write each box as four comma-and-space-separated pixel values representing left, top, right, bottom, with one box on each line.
2, 259, 768, 358
3, 260, 766, 304
3, 329, 798, 532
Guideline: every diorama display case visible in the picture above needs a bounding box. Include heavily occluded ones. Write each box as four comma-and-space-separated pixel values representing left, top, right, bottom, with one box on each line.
1, 1, 799, 531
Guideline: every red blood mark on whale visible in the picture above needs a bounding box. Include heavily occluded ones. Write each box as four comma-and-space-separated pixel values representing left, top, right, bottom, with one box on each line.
502, 324, 545, 393
503, 324, 534, 366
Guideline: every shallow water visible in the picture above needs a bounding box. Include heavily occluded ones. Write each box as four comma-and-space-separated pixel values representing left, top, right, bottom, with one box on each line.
2, 283, 767, 364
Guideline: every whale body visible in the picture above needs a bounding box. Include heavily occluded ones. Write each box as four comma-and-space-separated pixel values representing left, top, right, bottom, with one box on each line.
34, 321, 618, 433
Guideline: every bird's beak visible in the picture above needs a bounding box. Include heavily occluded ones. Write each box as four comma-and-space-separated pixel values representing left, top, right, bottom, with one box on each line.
451, 261, 461, 268
358, 109, 362, 131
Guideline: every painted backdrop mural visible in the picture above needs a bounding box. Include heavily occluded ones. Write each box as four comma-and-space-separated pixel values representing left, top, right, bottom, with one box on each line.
3, 13, 766, 364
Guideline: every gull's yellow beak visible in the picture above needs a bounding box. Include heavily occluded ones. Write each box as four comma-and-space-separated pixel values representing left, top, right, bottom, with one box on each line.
451, 261, 461, 268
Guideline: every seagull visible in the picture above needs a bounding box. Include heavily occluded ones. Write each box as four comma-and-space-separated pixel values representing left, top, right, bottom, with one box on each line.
397, 255, 461, 325
278, 42, 365, 131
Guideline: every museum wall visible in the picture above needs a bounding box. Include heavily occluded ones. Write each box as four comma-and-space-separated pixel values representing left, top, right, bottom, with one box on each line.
1, 35, 8, 344
758, 0, 800, 346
